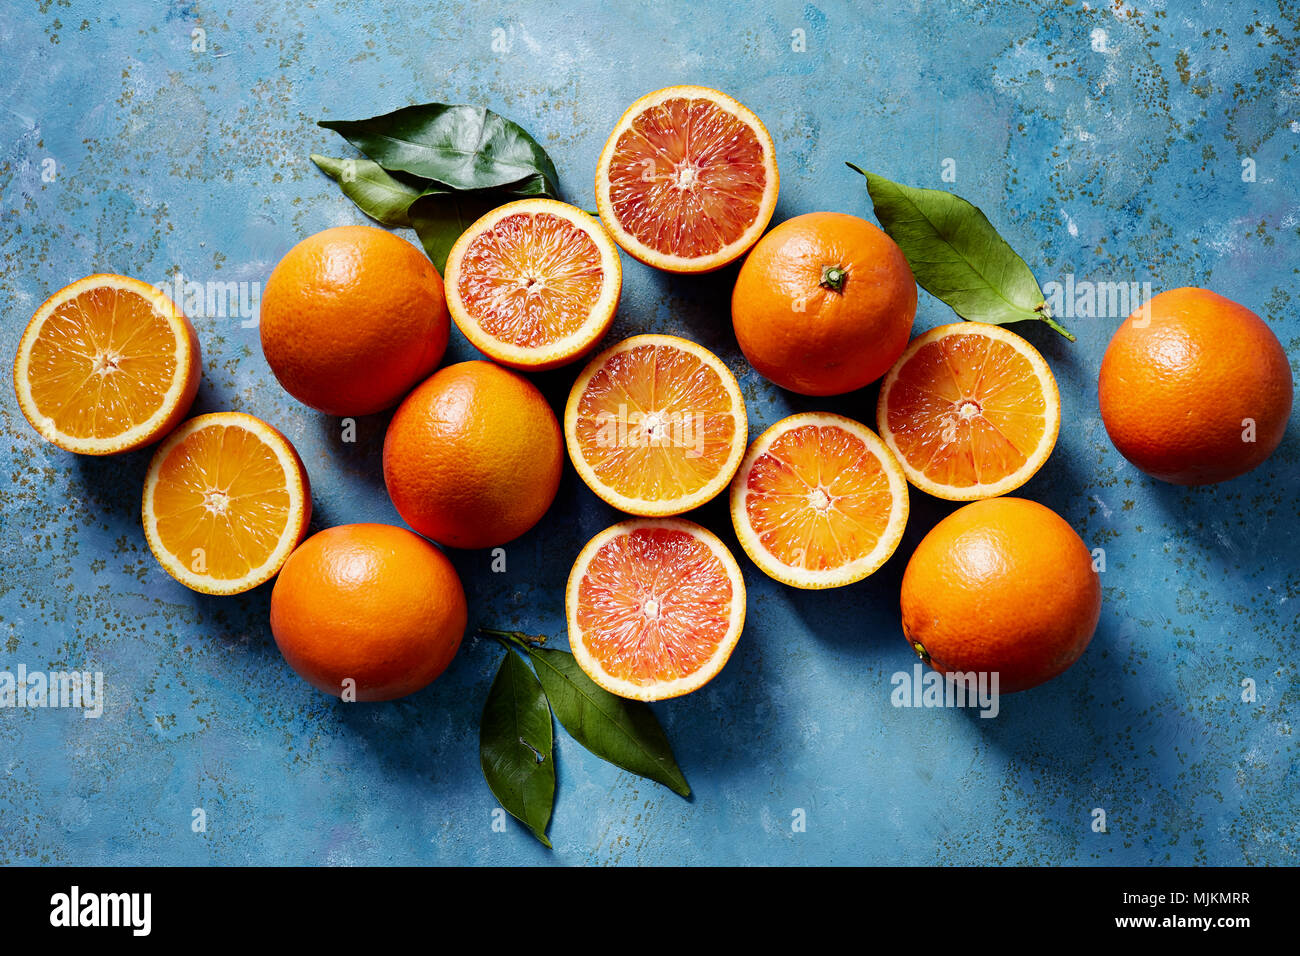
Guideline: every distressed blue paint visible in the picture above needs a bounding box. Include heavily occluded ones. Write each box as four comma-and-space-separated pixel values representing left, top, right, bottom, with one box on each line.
1, 0, 1296, 865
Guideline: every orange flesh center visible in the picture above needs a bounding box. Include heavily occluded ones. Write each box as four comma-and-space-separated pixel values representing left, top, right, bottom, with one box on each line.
886, 335, 1048, 488
457, 212, 605, 348
607, 97, 767, 257
152, 425, 292, 580
572, 344, 739, 500
577, 527, 733, 685
27, 286, 177, 439
744, 425, 894, 571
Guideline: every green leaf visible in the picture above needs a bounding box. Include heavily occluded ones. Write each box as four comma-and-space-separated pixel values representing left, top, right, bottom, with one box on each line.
479, 649, 555, 848
313, 103, 564, 276
527, 646, 691, 799
310, 154, 426, 228
407, 190, 503, 274
847, 164, 1075, 341
320, 104, 560, 197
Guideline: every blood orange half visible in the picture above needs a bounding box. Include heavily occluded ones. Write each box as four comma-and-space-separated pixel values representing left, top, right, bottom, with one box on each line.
444, 199, 622, 370
564, 334, 747, 516
730, 413, 909, 589
595, 86, 779, 273
877, 323, 1061, 501
566, 518, 746, 700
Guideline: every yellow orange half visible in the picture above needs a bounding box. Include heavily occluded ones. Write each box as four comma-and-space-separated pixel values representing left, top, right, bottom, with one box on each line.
877, 323, 1061, 501
730, 413, 909, 589
13, 274, 200, 455
142, 412, 311, 595
566, 517, 746, 700
564, 334, 747, 516
444, 199, 622, 370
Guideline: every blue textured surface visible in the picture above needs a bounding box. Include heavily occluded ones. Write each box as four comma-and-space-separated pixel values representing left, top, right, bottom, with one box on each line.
1, 0, 1296, 866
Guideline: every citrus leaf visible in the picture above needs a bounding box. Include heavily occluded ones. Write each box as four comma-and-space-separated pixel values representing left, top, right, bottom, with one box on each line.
847, 164, 1075, 341
408, 190, 503, 273
479, 649, 555, 848
320, 104, 560, 197
527, 646, 690, 799
310, 154, 426, 228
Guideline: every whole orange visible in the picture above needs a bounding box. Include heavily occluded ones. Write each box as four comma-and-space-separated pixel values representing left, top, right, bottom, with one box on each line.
1098, 288, 1292, 485
899, 497, 1101, 694
731, 212, 916, 395
270, 523, 467, 701
383, 361, 563, 549
260, 225, 450, 415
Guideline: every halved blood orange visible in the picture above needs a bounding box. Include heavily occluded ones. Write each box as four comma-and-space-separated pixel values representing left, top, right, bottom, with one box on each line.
564, 334, 747, 516
13, 274, 200, 455
595, 86, 779, 273
730, 413, 909, 589
444, 199, 622, 370
877, 323, 1061, 501
566, 518, 746, 700
142, 412, 312, 595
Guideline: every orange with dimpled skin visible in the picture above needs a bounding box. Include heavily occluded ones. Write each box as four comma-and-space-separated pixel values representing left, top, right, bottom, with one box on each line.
731, 212, 917, 396
259, 225, 450, 416
1098, 287, 1292, 485
383, 361, 563, 549
270, 523, 467, 701
899, 497, 1101, 694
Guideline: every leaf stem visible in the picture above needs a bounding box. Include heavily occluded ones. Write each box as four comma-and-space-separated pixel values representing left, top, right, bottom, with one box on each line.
1035, 302, 1077, 342
479, 627, 548, 651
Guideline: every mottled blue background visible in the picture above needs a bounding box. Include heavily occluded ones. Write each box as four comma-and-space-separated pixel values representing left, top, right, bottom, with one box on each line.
1, 0, 1296, 865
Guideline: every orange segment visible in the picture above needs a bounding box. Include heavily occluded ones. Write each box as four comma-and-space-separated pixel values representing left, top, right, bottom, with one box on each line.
142, 412, 311, 595
564, 335, 747, 516
595, 86, 779, 273
877, 323, 1061, 500
445, 199, 621, 370
566, 518, 746, 700
13, 275, 200, 454
730, 413, 909, 589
